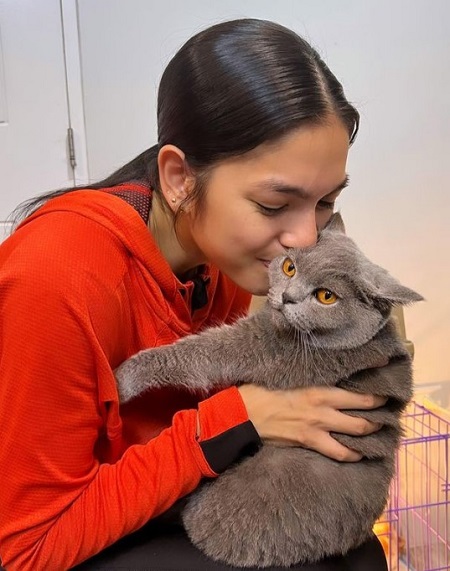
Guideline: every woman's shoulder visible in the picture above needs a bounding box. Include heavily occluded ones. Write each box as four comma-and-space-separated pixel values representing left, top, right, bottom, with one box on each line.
1, 191, 136, 298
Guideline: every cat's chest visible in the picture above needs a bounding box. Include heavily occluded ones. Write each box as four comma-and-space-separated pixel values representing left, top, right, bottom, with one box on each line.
252, 335, 345, 389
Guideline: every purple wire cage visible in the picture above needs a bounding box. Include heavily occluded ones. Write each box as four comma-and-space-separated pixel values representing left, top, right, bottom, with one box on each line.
378, 400, 450, 571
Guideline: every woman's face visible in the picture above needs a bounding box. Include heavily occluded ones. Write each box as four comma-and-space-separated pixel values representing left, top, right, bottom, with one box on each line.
182, 115, 350, 295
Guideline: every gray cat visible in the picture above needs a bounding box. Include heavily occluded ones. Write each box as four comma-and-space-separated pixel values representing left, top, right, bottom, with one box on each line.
115, 213, 423, 567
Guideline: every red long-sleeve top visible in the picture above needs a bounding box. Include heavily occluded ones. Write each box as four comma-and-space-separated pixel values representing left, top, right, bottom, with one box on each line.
0, 185, 258, 570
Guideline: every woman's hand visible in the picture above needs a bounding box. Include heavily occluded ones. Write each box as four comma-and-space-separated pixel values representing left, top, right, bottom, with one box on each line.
238, 384, 387, 462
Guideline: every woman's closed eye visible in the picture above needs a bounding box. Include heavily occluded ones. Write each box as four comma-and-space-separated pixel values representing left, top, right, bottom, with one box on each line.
316, 200, 335, 211
255, 203, 288, 216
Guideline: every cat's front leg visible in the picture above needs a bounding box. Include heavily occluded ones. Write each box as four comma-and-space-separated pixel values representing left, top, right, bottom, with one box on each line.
114, 319, 253, 403
115, 343, 205, 402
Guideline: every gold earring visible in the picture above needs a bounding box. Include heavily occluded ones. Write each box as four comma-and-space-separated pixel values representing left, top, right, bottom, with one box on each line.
171, 197, 176, 203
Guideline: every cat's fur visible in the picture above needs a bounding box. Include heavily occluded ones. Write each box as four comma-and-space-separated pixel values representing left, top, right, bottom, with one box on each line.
115, 213, 423, 567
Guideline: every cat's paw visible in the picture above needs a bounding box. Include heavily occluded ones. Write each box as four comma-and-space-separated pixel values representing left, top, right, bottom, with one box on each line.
115, 346, 185, 403
114, 354, 149, 403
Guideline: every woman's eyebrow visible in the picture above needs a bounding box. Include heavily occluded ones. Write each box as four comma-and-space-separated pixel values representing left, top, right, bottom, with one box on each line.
254, 175, 349, 198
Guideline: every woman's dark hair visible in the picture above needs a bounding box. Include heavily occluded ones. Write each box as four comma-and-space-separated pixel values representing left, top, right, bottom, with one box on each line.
12, 18, 359, 222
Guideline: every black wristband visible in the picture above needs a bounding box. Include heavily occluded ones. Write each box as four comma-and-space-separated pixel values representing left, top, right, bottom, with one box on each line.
199, 420, 262, 474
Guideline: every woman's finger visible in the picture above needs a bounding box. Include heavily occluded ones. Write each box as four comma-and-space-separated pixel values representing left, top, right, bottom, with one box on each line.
314, 387, 387, 410
302, 432, 362, 463
323, 409, 382, 436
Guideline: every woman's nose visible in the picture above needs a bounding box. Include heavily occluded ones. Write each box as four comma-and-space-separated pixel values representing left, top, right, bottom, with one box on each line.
279, 214, 318, 249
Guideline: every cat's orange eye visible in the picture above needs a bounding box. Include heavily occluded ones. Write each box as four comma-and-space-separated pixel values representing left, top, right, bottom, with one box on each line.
282, 258, 296, 277
314, 289, 338, 305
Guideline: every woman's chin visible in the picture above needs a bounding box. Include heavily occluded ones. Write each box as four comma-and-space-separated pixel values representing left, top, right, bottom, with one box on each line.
247, 280, 270, 297
227, 267, 269, 296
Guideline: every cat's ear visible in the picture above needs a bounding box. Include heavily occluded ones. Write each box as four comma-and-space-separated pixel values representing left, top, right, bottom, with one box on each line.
325, 212, 346, 234
359, 259, 424, 305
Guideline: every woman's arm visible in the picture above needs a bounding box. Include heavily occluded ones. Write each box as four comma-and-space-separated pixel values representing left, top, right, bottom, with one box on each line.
0, 216, 257, 571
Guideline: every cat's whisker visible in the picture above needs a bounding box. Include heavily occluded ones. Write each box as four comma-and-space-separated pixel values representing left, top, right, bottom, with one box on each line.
299, 330, 314, 386
305, 332, 322, 384
295, 328, 307, 384
304, 330, 333, 385
299, 331, 309, 378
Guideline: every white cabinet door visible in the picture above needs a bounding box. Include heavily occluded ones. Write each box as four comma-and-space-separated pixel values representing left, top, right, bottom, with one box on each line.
0, 0, 74, 229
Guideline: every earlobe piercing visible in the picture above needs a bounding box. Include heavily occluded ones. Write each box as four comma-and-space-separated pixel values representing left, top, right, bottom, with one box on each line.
171, 197, 176, 203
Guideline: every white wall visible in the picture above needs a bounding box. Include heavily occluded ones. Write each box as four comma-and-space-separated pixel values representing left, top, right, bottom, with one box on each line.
75, 0, 450, 387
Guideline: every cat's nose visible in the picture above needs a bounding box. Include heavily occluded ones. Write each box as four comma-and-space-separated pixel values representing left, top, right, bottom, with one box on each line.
282, 292, 296, 304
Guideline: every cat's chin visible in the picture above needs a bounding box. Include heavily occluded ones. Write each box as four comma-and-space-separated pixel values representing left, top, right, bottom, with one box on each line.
269, 307, 294, 331
269, 307, 313, 336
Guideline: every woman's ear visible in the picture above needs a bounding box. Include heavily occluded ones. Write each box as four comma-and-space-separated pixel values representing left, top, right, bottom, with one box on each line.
158, 145, 193, 212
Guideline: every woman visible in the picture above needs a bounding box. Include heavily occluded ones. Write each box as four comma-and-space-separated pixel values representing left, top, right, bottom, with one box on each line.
0, 19, 388, 571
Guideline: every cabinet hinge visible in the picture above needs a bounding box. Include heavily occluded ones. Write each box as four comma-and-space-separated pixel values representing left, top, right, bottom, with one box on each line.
67, 127, 77, 169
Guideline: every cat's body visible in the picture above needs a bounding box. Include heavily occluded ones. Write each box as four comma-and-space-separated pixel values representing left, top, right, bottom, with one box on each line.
115, 214, 422, 567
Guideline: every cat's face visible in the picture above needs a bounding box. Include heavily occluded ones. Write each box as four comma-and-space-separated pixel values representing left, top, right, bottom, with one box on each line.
266, 215, 422, 349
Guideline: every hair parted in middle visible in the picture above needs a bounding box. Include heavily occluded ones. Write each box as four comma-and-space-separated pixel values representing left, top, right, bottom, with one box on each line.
11, 18, 359, 224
